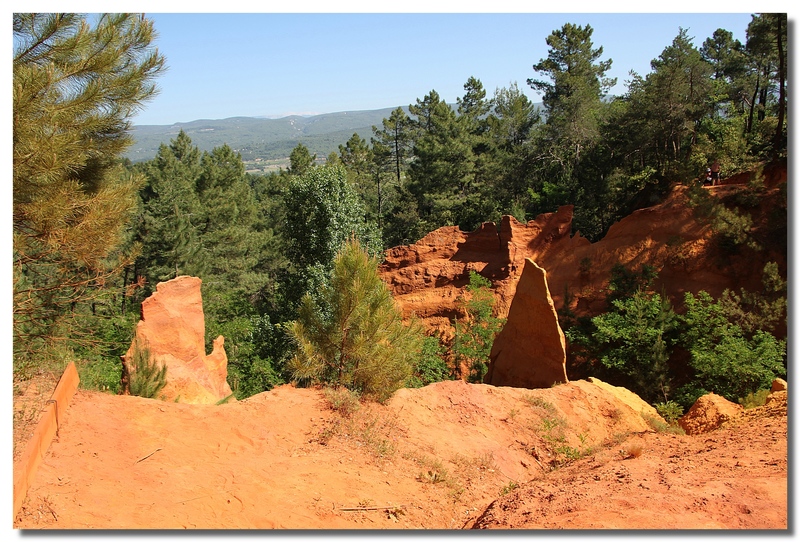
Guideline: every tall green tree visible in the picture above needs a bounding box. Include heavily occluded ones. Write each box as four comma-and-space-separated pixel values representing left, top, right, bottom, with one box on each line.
528, 23, 615, 166
455, 77, 497, 228
407, 89, 478, 231
338, 133, 377, 220
622, 28, 714, 177
281, 165, 382, 307
135, 131, 204, 286
526, 23, 617, 239
339, 133, 372, 179
289, 143, 316, 176
486, 83, 540, 217
744, 13, 787, 155
371, 107, 413, 187
371, 107, 414, 236
701, 28, 749, 116
195, 143, 271, 295
13, 13, 165, 357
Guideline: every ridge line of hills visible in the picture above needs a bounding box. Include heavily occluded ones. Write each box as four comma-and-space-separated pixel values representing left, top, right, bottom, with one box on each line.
126, 102, 544, 171
126, 106, 414, 168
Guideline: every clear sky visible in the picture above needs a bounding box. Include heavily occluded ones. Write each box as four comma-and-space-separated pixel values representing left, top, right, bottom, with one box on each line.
129, 11, 760, 126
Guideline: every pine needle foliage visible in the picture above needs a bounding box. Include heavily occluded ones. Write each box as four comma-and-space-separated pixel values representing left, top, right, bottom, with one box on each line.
13, 14, 165, 357
287, 239, 424, 402
127, 338, 168, 400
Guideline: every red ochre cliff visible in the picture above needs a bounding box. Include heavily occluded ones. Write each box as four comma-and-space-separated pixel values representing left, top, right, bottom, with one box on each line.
379, 162, 786, 341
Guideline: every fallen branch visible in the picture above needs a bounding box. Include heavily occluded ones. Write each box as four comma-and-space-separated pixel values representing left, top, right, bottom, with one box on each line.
44, 499, 58, 521
134, 447, 162, 465
340, 504, 407, 512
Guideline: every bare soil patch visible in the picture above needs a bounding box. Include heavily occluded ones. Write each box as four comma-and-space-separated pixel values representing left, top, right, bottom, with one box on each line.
13, 380, 787, 530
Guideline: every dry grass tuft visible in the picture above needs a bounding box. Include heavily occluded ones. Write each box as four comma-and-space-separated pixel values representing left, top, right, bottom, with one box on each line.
621, 442, 644, 459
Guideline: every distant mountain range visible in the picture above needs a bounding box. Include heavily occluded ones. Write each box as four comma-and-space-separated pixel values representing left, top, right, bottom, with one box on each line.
124, 106, 412, 164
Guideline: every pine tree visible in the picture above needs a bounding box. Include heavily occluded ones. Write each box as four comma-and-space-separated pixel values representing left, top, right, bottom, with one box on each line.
196, 143, 271, 295
528, 23, 615, 164
371, 107, 413, 187
289, 143, 316, 176
286, 239, 424, 402
372, 107, 415, 242
126, 338, 168, 399
486, 83, 540, 216
135, 131, 204, 286
744, 13, 787, 155
408, 90, 477, 231
13, 14, 165, 356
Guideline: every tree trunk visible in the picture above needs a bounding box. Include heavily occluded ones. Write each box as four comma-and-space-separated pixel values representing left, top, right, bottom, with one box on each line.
746, 77, 760, 134
772, 16, 786, 153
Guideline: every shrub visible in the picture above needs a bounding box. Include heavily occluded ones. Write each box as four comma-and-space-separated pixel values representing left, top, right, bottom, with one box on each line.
686, 181, 758, 252
79, 355, 124, 394
716, 262, 787, 337
407, 336, 451, 388
591, 291, 678, 403
72, 311, 138, 394
712, 205, 756, 252
127, 338, 167, 399
739, 389, 770, 409
606, 263, 657, 304
323, 386, 361, 418
654, 401, 684, 425
681, 291, 786, 404
453, 271, 505, 383
212, 312, 285, 400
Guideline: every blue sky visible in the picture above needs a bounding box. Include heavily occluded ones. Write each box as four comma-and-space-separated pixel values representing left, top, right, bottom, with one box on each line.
131, 11, 758, 126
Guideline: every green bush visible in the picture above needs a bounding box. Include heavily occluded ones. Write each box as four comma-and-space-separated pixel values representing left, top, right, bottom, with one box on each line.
591, 291, 677, 403
606, 263, 657, 304
453, 271, 505, 383
738, 389, 770, 409
716, 262, 787, 337
127, 338, 168, 399
686, 181, 758, 253
407, 336, 451, 388
654, 401, 684, 425
681, 291, 786, 406
207, 309, 284, 399
72, 312, 138, 394
712, 205, 756, 252
79, 355, 124, 394
688, 330, 785, 401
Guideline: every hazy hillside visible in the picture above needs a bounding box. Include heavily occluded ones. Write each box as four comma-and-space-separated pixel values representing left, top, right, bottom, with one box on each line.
124, 106, 412, 165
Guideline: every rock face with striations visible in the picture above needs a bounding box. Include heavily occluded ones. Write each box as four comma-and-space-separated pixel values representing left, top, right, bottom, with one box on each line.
379, 163, 787, 341
379, 207, 585, 338
485, 258, 568, 389
122, 276, 233, 404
